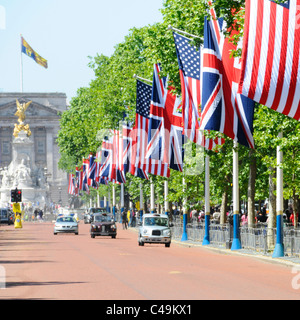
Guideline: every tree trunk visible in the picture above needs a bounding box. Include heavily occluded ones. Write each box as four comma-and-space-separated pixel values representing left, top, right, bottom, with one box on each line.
247, 149, 256, 227
220, 187, 228, 225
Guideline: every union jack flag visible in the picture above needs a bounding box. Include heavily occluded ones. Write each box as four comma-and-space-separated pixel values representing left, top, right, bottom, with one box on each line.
239, 0, 300, 120
173, 31, 225, 151
200, 5, 255, 149
146, 64, 184, 172
75, 166, 83, 194
130, 80, 170, 179
99, 130, 126, 184
87, 153, 97, 188
121, 120, 132, 175
94, 149, 109, 186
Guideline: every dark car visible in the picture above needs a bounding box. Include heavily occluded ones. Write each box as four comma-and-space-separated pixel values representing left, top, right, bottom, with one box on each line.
90, 213, 117, 239
84, 207, 107, 224
0, 208, 14, 225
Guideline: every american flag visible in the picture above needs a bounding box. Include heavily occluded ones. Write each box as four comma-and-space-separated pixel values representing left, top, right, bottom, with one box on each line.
99, 130, 126, 184
146, 64, 184, 172
82, 158, 90, 193
130, 79, 170, 179
173, 31, 225, 151
200, 6, 255, 149
68, 173, 75, 195
239, 0, 300, 120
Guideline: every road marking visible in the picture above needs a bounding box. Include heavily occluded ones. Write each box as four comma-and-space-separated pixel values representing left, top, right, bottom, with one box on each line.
169, 271, 182, 274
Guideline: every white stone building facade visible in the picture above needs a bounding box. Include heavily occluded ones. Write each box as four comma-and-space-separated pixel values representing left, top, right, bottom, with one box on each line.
0, 92, 68, 206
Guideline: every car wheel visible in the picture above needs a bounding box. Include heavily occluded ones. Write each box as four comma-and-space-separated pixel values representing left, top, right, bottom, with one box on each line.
91, 234, 95, 238
165, 243, 170, 248
54, 233, 57, 235
139, 241, 144, 246
112, 235, 116, 239
75, 232, 78, 235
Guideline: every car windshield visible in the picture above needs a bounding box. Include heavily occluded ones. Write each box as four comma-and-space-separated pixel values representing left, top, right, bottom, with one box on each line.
91, 208, 106, 214
94, 215, 112, 222
144, 217, 168, 227
57, 217, 76, 223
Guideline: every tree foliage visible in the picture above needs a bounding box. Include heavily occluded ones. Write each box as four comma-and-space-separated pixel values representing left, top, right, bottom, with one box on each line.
58, 0, 300, 212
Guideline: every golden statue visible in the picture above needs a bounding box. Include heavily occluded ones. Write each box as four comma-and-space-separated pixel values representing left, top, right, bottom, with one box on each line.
13, 99, 32, 138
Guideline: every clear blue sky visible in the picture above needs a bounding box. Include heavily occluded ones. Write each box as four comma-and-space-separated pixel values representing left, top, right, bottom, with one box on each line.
0, 0, 163, 102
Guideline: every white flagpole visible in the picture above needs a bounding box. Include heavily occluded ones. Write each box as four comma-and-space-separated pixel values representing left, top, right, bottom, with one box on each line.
168, 25, 203, 40
164, 180, 169, 215
202, 155, 210, 245
273, 131, 284, 258
231, 141, 242, 250
150, 181, 155, 213
20, 34, 23, 93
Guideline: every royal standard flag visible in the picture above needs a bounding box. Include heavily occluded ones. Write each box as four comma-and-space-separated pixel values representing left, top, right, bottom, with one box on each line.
21, 36, 48, 69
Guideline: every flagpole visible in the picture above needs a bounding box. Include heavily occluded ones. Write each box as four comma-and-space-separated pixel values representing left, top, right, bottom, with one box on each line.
231, 141, 242, 250
164, 180, 169, 215
112, 185, 116, 221
133, 74, 152, 84
20, 34, 23, 93
168, 25, 203, 40
181, 177, 188, 241
202, 155, 210, 245
150, 180, 155, 213
120, 183, 125, 223
139, 183, 143, 223
273, 131, 284, 258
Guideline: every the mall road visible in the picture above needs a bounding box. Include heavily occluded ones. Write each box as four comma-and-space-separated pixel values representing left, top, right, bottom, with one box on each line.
0, 220, 299, 300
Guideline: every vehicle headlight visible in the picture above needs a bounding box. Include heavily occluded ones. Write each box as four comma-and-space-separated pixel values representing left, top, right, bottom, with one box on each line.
163, 230, 171, 237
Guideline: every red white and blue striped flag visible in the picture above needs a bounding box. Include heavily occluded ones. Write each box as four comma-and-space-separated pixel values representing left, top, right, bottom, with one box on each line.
239, 0, 300, 120
200, 5, 255, 149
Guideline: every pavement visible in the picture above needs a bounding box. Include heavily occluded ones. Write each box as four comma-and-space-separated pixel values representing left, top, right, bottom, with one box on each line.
129, 225, 300, 267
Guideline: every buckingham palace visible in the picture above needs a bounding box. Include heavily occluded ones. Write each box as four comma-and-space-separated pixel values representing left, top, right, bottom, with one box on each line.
0, 92, 68, 207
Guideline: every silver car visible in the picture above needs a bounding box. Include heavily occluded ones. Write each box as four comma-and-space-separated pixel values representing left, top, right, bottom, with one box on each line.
138, 214, 172, 247
54, 216, 79, 235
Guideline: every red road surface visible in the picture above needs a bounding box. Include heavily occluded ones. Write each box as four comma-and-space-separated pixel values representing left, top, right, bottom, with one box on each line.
0, 221, 299, 300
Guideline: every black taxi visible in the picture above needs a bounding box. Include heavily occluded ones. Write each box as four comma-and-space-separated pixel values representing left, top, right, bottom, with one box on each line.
90, 213, 117, 239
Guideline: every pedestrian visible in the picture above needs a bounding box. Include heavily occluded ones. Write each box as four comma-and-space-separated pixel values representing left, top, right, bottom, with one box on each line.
127, 209, 131, 227
131, 211, 136, 227
122, 211, 128, 230
39, 209, 43, 221
241, 213, 248, 226
34, 208, 38, 221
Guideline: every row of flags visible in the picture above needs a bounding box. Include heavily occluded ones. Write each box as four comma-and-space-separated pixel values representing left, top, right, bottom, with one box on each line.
69, 0, 300, 195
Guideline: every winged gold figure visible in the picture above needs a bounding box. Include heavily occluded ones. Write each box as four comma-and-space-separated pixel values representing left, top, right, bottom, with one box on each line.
13, 99, 32, 137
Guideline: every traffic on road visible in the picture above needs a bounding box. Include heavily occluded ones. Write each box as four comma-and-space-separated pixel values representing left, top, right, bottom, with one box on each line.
0, 208, 300, 301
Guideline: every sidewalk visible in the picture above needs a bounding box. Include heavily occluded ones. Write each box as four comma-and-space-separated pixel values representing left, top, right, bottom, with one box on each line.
129, 225, 300, 267
173, 238, 300, 267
